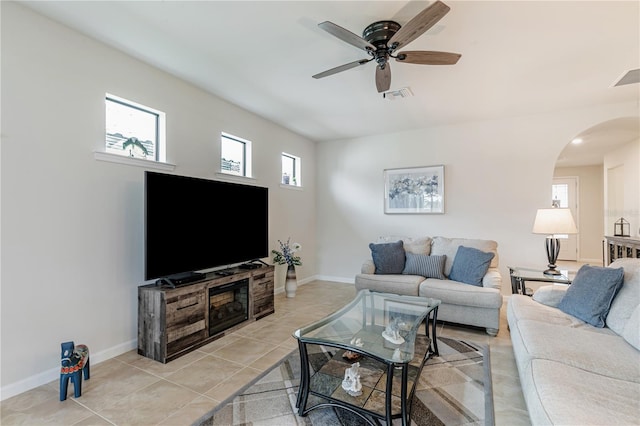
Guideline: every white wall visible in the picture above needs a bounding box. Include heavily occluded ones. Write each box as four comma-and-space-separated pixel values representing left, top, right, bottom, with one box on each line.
1, 2, 316, 398
604, 139, 640, 238
554, 165, 604, 263
3, 1, 639, 400
315, 104, 639, 290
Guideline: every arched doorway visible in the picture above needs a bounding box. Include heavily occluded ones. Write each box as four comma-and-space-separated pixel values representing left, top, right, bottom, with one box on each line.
553, 117, 639, 264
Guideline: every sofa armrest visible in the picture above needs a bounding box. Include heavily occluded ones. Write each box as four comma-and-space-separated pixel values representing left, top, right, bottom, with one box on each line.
361, 259, 375, 274
532, 284, 568, 307
482, 268, 502, 290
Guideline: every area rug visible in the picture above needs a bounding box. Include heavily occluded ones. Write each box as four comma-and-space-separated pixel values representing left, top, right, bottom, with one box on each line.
195, 337, 494, 426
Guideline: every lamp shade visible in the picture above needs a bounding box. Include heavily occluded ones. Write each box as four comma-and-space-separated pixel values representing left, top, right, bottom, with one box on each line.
532, 208, 577, 235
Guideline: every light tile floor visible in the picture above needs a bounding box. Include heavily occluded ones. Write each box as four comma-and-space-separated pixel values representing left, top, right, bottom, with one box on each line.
1, 281, 531, 425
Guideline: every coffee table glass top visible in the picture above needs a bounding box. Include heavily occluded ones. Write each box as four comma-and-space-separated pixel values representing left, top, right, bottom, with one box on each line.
509, 266, 575, 283
293, 290, 440, 363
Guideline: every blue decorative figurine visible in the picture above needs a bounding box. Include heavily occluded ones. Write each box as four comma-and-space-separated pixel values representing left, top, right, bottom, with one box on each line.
59, 341, 90, 401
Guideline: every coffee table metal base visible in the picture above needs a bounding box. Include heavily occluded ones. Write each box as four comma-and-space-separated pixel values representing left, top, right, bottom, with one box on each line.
295, 309, 438, 426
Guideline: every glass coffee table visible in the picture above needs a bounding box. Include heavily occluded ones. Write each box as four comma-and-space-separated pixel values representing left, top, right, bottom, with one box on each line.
293, 289, 440, 426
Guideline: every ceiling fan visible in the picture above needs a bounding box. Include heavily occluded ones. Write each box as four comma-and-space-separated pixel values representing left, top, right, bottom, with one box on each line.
312, 0, 461, 93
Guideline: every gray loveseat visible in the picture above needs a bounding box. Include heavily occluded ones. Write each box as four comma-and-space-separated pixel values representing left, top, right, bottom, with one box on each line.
507, 258, 640, 425
355, 236, 503, 335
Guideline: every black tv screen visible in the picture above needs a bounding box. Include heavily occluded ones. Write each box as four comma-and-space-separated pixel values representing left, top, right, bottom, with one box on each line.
144, 171, 268, 281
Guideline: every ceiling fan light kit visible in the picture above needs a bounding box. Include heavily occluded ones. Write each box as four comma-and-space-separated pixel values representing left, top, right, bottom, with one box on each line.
313, 0, 461, 93
383, 87, 414, 100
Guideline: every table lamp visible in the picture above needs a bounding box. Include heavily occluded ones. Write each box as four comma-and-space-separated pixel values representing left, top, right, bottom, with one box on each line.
532, 208, 577, 275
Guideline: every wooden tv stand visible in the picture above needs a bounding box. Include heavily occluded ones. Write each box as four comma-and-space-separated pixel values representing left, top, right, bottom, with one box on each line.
138, 265, 274, 363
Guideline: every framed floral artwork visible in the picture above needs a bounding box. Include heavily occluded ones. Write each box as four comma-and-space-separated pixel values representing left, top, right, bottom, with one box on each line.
384, 165, 444, 214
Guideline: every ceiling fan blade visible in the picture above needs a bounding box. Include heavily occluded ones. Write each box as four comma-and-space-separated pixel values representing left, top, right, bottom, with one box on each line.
388, 0, 450, 51
318, 21, 376, 52
375, 64, 391, 93
396, 50, 461, 65
312, 58, 371, 79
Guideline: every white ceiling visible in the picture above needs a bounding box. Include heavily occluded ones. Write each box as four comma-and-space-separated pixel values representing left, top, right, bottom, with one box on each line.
20, 0, 640, 165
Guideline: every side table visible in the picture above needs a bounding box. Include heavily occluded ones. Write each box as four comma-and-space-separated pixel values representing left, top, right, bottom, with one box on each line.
508, 266, 574, 296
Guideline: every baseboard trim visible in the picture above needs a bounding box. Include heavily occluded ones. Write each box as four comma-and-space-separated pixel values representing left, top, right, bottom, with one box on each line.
0, 339, 137, 401
578, 257, 604, 265
274, 275, 355, 294
313, 275, 355, 284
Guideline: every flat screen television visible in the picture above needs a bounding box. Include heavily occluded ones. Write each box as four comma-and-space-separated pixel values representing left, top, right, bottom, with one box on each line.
144, 171, 269, 281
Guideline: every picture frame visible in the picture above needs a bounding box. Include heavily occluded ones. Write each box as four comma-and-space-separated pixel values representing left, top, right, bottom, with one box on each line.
383, 299, 426, 327
384, 165, 444, 214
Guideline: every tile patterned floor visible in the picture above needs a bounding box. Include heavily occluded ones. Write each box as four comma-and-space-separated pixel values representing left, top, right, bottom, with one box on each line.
0, 281, 531, 425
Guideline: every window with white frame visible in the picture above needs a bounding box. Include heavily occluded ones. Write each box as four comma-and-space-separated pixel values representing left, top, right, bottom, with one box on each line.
221, 132, 252, 177
281, 152, 301, 186
105, 94, 165, 162
552, 183, 570, 237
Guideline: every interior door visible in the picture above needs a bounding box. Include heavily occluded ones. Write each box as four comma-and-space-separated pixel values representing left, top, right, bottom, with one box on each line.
552, 177, 578, 261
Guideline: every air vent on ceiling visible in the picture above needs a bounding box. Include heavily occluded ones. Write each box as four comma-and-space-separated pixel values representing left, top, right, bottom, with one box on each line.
614, 69, 640, 86
383, 87, 413, 100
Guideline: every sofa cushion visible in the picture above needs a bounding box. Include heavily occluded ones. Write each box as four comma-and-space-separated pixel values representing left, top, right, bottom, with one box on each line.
622, 305, 640, 350
377, 236, 432, 255
515, 319, 638, 382
557, 264, 625, 328
524, 358, 640, 426
369, 241, 405, 274
354, 273, 422, 296
402, 253, 446, 279
607, 258, 640, 335
431, 236, 498, 276
403, 237, 432, 255
420, 279, 502, 309
508, 294, 609, 331
448, 246, 495, 286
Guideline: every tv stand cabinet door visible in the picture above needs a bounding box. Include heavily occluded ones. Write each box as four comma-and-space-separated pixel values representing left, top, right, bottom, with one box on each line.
138, 284, 206, 363
165, 287, 207, 361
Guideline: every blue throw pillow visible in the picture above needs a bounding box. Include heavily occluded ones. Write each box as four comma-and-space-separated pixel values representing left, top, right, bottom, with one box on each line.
557, 264, 624, 328
369, 241, 405, 274
448, 246, 495, 286
402, 253, 446, 279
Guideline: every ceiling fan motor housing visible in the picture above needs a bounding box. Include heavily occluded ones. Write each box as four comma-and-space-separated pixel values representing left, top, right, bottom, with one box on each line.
362, 21, 401, 49
363, 20, 401, 67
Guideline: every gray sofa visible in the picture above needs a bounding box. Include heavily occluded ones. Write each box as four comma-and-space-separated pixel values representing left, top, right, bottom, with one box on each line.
355, 236, 503, 335
507, 258, 640, 425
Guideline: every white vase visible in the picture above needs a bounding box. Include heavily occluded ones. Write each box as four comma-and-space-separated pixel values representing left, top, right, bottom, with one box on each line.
285, 265, 297, 298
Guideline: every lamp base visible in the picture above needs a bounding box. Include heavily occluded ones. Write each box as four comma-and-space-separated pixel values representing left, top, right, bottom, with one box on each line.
543, 237, 562, 276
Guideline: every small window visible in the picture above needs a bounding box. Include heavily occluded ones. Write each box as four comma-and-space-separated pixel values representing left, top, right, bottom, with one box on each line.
281, 152, 301, 186
551, 183, 571, 238
551, 184, 569, 208
105, 94, 165, 162
221, 133, 252, 177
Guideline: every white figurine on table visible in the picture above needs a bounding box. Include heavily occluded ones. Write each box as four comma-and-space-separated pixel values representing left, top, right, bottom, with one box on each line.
382, 317, 405, 344
341, 362, 363, 396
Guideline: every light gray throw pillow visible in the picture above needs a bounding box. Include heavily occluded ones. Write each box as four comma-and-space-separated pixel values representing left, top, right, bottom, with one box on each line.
557, 264, 625, 328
